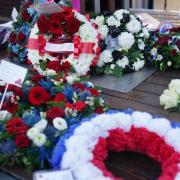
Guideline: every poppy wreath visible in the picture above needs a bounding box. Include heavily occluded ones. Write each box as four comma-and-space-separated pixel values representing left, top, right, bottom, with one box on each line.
27, 7, 100, 76
51, 110, 180, 180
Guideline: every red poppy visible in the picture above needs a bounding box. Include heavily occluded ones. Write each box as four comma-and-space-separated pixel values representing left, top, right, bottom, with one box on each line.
15, 135, 30, 148
46, 107, 65, 121
28, 86, 50, 106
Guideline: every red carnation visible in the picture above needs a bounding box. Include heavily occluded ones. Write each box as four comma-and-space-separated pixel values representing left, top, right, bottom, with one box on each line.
157, 36, 169, 45
66, 101, 86, 112
37, 14, 49, 33
88, 88, 100, 97
66, 16, 81, 35
28, 86, 50, 106
54, 93, 67, 103
61, 61, 71, 72
4, 102, 18, 114
47, 107, 65, 121
31, 74, 45, 84
9, 32, 16, 43
6, 117, 29, 135
17, 31, 25, 43
22, 11, 31, 22
49, 13, 64, 36
15, 135, 30, 148
47, 61, 61, 72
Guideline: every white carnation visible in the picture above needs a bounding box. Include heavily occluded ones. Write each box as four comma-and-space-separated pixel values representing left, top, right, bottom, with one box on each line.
132, 60, 145, 71
98, 50, 113, 67
27, 127, 40, 140
33, 133, 47, 147
34, 119, 48, 132
118, 32, 135, 50
116, 56, 129, 68
160, 89, 179, 109
126, 19, 141, 33
95, 15, 105, 27
53, 117, 68, 131
106, 16, 120, 27
99, 25, 109, 39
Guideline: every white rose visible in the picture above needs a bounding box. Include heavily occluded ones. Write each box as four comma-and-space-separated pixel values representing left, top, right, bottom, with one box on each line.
53, 117, 68, 131
160, 89, 179, 109
169, 79, 180, 95
116, 56, 129, 68
133, 60, 145, 71
33, 133, 47, 147
95, 15, 105, 27
34, 119, 48, 132
46, 69, 57, 76
99, 25, 108, 39
0, 111, 11, 121
27, 127, 40, 140
66, 75, 78, 84
118, 32, 135, 50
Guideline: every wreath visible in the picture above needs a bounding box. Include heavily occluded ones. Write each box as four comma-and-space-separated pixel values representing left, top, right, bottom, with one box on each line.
27, 7, 100, 76
51, 110, 180, 180
91, 10, 149, 77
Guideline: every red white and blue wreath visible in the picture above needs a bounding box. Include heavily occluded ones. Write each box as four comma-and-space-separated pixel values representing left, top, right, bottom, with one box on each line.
51, 110, 180, 180
27, 7, 100, 76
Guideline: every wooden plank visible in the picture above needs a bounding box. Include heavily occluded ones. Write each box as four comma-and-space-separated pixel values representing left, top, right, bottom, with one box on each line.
154, 70, 180, 78
102, 93, 180, 122
146, 75, 172, 86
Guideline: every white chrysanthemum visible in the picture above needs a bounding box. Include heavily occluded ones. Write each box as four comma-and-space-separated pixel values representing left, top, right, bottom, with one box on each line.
97, 50, 113, 67
126, 19, 141, 33
53, 117, 68, 131
34, 119, 48, 132
160, 89, 179, 109
33, 133, 47, 147
132, 60, 145, 71
99, 25, 109, 39
27, 127, 40, 140
95, 15, 105, 27
106, 16, 120, 27
118, 32, 135, 50
116, 56, 129, 68
140, 27, 150, 38
114, 9, 124, 20
0, 110, 11, 121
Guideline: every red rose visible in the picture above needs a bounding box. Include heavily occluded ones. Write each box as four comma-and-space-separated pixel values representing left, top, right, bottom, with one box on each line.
37, 15, 49, 33
157, 36, 169, 45
6, 117, 29, 135
171, 49, 177, 56
4, 102, 18, 114
49, 13, 64, 36
9, 32, 16, 43
54, 93, 67, 103
15, 135, 30, 148
47, 107, 65, 121
94, 107, 104, 114
47, 61, 61, 72
28, 86, 50, 106
88, 88, 100, 97
17, 31, 25, 43
22, 11, 31, 22
31, 74, 45, 84
61, 61, 71, 72
66, 16, 81, 35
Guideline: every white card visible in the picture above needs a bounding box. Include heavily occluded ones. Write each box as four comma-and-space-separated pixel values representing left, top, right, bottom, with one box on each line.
0, 60, 27, 87
33, 170, 73, 180
31, 2, 63, 14
11, 7, 18, 22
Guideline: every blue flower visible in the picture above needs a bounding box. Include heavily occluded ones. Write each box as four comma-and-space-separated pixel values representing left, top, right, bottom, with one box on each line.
39, 80, 54, 91
20, 24, 31, 36
62, 86, 74, 103
44, 125, 57, 143
79, 91, 90, 101
0, 140, 15, 155
12, 45, 20, 54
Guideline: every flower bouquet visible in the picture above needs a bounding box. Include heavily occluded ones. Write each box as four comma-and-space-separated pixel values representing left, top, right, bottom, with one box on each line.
28, 7, 100, 76
7, 1, 38, 63
91, 10, 149, 77
160, 79, 180, 111
147, 26, 180, 71
0, 75, 107, 170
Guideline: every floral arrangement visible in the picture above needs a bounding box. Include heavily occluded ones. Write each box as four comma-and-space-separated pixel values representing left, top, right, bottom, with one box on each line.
7, 1, 38, 63
28, 7, 100, 76
147, 26, 180, 71
52, 110, 180, 180
160, 79, 180, 110
0, 75, 107, 170
91, 10, 149, 77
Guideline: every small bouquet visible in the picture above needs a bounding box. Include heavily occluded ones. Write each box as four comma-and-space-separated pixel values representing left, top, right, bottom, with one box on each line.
160, 79, 180, 110
0, 75, 107, 170
147, 26, 180, 71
